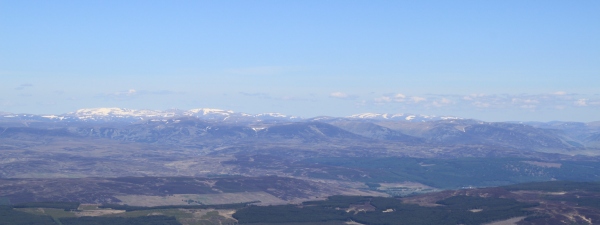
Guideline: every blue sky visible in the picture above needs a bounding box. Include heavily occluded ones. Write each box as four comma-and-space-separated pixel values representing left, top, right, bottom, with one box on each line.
1, 1, 599, 121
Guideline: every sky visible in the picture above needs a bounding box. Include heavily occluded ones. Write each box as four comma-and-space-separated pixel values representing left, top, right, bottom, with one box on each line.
1, 1, 599, 122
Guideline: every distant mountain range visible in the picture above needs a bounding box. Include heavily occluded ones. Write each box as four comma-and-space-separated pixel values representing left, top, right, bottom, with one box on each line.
1, 108, 299, 123
1, 107, 600, 195
0, 107, 460, 123
1, 107, 599, 154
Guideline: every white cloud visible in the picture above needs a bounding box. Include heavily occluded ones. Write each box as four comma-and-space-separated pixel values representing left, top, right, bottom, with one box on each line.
512, 98, 539, 104
431, 98, 452, 107
99, 89, 138, 100
239, 92, 315, 102
554, 91, 567, 96
520, 105, 537, 109
102, 89, 179, 100
472, 101, 491, 108
390, 93, 405, 102
374, 93, 426, 104
111, 89, 137, 96
575, 99, 588, 106
330, 92, 358, 100
330, 92, 348, 98
370, 92, 600, 111
1, 100, 15, 107
374, 96, 392, 103
463, 94, 485, 101
411, 96, 426, 103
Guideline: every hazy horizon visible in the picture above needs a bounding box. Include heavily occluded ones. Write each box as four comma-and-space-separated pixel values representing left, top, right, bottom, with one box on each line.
2, 1, 599, 122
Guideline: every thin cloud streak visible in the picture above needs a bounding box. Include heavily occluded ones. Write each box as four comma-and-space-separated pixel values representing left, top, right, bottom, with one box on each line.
100, 89, 181, 100
367, 92, 600, 111
225, 66, 291, 75
239, 92, 316, 102
330, 92, 358, 100
15, 83, 33, 90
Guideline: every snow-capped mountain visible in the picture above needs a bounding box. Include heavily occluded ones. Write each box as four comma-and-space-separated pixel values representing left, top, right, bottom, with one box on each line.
69, 108, 174, 119
184, 108, 234, 117
0, 108, 459, 123
347, 113, 461, 122
0, 108, 302, 123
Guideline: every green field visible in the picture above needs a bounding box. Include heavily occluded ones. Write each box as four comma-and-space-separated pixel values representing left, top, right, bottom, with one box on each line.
297, 157, 600, 189
233, 195, 536, 225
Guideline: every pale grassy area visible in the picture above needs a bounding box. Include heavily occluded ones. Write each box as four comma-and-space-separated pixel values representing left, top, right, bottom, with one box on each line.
482, 216, 526, 225
107, 208, 194, 218
78, 204, 100, 210
522, 161, 562, 168
115, 191, 286, 206
75, 209, 126, 217
214, 209, 237, 220
0, 137, 237, 178
534, 148, 600, 157
179, 210, 238, 225
337, 188, 388, 198
376, 182, 438, 196
13, 206, 237, 225
346, 220, 367, 225
106, 209, 238, 225
378, 181, 435, 189
14, 208, 76, 218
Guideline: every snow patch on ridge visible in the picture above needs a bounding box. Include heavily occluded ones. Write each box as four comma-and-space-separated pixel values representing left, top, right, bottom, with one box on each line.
347, 112, 461, 122
0, 108, 459, 123
256, 113, 288, 118
186, 108, 234, 116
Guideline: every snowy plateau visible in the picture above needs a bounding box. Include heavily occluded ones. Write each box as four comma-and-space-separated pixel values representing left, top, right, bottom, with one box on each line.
0, 107, 456, 123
